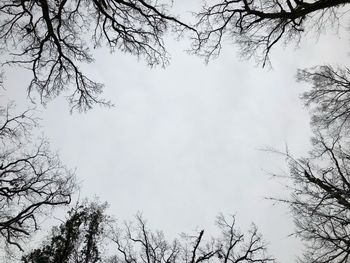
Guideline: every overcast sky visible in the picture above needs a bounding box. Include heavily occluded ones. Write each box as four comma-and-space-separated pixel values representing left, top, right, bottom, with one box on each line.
1, 1, 350, 262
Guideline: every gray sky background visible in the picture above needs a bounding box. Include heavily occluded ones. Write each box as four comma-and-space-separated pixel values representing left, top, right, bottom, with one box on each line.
1, 2, 350, 262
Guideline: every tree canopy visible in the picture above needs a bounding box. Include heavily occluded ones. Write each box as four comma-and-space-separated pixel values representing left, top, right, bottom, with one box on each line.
0, 0, 194, 111
22, 201, 108, 263
191, 0, 349, 66
0, 103, 76, 251
2, 1, 350, 263
22, 204, 274, 263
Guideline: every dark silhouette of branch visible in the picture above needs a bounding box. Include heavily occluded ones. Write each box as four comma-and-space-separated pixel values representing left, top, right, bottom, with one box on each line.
0, 0, 196, 111
110, 214, 274, 263
298, 65, 350, 135
22, 209, 274, 263
274, 132, 350, 263
0, 103, 76, 251
109, 213, 181, 263
191, 0, 349, 66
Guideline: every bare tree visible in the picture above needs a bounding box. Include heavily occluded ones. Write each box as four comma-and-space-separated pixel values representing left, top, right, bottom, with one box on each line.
276, 131, 350, 263
0, 0, 195, 111
0, 103, 76, 251
215, 214, 272, 263
109, 213, 181, 263
109, 213, 274, 263
191, 0, 349, 65
297, 65, 350, 135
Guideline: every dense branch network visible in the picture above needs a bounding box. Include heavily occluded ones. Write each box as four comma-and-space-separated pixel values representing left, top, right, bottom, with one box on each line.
0, 0, 194, 111
192, 0, 350, 65
109, 213, 274, 263
21, 209, 274, 263
22, 201, 108, 263
0, 103, 76, 251
298, 65, 350, 135
278, 132, 350, 263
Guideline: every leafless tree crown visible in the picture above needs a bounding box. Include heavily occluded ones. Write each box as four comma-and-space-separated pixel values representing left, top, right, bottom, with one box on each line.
276, 131, 350, 263
0, 103, 76, 251
191, 0, 349, 66
298, 65, 350, 135
0, 0, 193, 111
109, 213, 274, 263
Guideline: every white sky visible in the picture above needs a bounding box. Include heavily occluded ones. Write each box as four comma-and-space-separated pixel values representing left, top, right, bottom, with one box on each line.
1, 1, 350, 262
